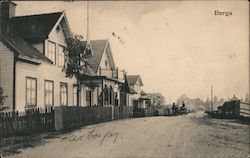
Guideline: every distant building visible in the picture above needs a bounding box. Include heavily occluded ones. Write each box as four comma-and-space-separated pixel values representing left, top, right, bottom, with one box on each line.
127, 75, 151, 109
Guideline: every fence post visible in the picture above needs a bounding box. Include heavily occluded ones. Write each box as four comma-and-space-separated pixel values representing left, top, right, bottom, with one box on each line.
54, 107, 64, 131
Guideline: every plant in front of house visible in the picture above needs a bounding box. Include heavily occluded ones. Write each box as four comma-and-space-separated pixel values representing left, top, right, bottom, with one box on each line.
0, 87, 8, 157
63, 34, 92, 106
147, 92, 167, 115
0, 87, 8, 112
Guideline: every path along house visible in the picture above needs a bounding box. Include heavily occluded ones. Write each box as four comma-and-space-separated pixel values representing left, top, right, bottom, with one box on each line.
0, 1, 133, 112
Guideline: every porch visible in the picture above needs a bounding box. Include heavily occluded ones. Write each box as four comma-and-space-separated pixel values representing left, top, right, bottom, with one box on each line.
132, 96, 152, 117
80, 68, 125, 107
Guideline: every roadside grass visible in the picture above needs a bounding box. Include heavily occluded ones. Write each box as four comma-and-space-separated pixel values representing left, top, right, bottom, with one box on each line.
1, 133, 56, 157
0, 126, 84, 157
0, 118, 133, 157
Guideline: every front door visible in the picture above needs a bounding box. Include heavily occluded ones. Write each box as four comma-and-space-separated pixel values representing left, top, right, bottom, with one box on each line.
86, 87, 92, 106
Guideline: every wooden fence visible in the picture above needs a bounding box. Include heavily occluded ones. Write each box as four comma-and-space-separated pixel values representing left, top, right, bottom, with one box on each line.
239, 102, 250, 118
145, 107, 154, 117
54, 106, 113, 130
207, 101, 250, 120
122, 106, 133, 118
113, 106, 133, 120
133, 108, 146, 117
0, 107, 54, 137
55, 105, 134, 130
1, 105, 135, 136
114, 106, 120, 120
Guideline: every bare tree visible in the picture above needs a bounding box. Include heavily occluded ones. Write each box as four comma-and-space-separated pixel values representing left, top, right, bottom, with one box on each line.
147, 92, 166, 109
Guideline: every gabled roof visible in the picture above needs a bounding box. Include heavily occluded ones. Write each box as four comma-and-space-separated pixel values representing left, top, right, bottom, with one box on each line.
3, 11, 71, 64
141, 90, 147, 96
120, 74, 131, 93
87, 39, 116, 73
9, 12, 63, 42
127, 75, 144, 86
83, 65, 96, 76
1, 34, 52, 64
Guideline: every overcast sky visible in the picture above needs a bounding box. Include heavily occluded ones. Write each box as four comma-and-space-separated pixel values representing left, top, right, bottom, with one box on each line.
15, 1, 249, 103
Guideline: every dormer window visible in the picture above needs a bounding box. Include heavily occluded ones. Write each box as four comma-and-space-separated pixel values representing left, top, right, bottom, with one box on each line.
47, 41, 56, 64
105, 60, 108, 68
56, 25, 60, 33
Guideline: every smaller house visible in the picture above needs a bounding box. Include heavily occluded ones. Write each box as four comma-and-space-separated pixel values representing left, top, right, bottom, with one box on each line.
79, 39, 125, 107
141, 90, 152, 107
120, 74, 131, 107
127, 75, 150, 110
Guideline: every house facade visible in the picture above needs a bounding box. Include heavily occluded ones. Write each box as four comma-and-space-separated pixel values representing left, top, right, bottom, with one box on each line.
120, 74, 131, 107
80, 39, 125, 107
0, 2, 81, 111
0, 1, 129, 112
127, 75, 151, 109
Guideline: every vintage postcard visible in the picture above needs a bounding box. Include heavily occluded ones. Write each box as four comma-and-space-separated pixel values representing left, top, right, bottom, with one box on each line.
0, 0, 249, 158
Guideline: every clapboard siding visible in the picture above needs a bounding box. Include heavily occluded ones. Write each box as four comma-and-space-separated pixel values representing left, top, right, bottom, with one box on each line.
13, 14, 82, 111
15, 61, 78, 111
0, 41, 14, 111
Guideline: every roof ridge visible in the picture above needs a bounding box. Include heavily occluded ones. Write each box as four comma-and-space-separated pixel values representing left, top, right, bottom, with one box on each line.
11, 11, 63, 19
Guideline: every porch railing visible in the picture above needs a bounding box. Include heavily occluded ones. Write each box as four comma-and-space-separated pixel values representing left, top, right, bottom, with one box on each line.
99, 68, 125, 80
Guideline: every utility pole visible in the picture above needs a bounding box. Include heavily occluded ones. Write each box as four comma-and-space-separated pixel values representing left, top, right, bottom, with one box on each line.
85, 0, 91, 43
86, 0, 89, 41
211, 85, 213, 112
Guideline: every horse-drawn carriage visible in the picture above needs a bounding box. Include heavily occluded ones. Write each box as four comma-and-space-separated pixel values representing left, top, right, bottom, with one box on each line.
165, 102, 189, 116
178, 106, 188, 115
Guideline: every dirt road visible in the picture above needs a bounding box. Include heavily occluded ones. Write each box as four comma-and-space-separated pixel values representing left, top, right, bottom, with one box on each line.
5, 112, 250, 158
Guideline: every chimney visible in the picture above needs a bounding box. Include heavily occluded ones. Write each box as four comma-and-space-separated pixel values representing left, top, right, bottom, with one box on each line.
0, 1, 16, 35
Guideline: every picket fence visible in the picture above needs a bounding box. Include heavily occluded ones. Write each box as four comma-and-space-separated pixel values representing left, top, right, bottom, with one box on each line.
55, 106, 134, 130
0, 107, 54, 137
0, 105, 134, 137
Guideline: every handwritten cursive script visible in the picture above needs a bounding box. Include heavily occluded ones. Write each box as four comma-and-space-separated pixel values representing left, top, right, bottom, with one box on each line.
61, 128, 122, 145
99, 130, 119, 145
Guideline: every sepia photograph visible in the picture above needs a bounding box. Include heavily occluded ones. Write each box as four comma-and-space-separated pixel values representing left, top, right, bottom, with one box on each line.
0, 0, 249, 158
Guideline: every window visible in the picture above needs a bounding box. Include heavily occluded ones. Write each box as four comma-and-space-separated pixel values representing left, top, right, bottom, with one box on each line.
45, 80, 54, 107
105, 60, 108, 68
80, 53, 85, 66
26, 77, 37, 108
58, 45, 65, 67
109, 86, 113, 105
73, 85, 77, 106
47, 41, 56, 64
104, 85, 108, 105
60, 83, 68, 106
56, 25, 60, 32
114, 92, 118, 106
